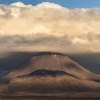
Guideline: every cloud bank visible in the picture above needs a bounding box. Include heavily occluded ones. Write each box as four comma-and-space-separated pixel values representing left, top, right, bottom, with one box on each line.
0, 2, 100, 53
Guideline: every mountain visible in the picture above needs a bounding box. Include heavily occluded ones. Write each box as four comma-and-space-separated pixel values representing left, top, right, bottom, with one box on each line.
0, 52, 100, 74
0, 52, 100, 95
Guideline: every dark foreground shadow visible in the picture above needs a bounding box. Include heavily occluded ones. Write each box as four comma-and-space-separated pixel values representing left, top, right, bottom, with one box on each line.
0, 96, 100, 100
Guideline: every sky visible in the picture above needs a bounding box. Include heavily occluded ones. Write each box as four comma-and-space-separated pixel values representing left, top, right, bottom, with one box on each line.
0, 0, 100, 53
0, 0, 100, 9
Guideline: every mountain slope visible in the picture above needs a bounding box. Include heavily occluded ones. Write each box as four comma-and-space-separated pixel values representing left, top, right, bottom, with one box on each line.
0, 52, 100, 95
0, 52, 100, 84
3, 69, 100, 94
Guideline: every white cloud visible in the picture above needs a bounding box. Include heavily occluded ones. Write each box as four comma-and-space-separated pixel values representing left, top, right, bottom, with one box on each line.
0, 2, 100, 53
36, 2, 62, 9
11, 2, 32, 7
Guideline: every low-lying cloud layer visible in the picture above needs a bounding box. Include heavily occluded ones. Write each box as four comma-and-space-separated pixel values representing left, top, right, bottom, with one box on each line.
0, 2, 100, 53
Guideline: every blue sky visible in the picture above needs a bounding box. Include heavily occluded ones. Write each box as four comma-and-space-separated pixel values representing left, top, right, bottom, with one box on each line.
0, 0, 100, 9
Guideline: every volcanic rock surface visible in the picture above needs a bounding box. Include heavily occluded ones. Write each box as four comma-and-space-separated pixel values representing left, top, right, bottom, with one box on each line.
0, 52, 100, 95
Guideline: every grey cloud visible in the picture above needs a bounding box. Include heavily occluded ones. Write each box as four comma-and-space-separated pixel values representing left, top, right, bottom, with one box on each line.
0, 34, 71, 47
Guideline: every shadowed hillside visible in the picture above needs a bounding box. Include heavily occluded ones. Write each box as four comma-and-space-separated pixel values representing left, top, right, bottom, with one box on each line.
3, 69, 100, 94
